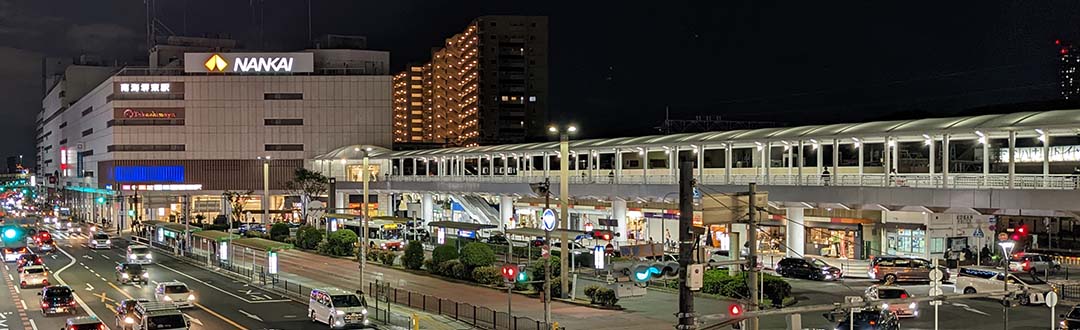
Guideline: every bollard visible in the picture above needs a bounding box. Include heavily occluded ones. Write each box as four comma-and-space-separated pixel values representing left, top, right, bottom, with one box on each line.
551, 321, 559, 330
412, 313, 419, 330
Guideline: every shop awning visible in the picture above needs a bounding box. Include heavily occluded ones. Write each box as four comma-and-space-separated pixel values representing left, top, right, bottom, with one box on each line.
232, 237, 293, 252
505, 227, 586, 239
192, 230, 240, 242
426, 221, 497, 232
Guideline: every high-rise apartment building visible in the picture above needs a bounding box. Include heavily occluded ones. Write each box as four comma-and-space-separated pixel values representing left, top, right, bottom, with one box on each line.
392, 16, 548, 147
1059, 40, 1080, 99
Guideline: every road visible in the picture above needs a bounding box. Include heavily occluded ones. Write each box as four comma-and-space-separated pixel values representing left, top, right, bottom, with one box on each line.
2, 226, 326, 330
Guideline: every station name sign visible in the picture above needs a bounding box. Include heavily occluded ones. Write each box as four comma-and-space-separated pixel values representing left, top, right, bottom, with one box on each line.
184, 53, 314, 73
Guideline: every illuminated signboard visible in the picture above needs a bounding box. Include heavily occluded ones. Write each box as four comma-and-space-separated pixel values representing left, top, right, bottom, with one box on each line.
113, 165, 184, 183
120, 83, 170, 93
999, 145, 1080, 163
183, 53, 314, 73
112, 108, 184, 120
120, 184, 203, 191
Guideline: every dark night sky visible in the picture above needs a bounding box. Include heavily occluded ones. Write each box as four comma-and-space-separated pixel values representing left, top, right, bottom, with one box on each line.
2, 1, 1079, 164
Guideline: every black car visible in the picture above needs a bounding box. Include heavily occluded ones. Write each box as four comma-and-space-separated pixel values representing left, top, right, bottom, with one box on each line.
39, 285, 77, 315
776, 257, 842, 281
17, 253, 42, 272
483, 235, 510, 245
115, 263, 149, 285
831, 308, 900, 330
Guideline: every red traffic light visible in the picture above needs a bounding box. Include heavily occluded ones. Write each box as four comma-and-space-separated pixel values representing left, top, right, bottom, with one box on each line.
1017, 226, 1026, 235
728, 303, 743, 317
501, 265, 517, 280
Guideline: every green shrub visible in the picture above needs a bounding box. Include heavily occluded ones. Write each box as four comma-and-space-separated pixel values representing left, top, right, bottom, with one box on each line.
460, 242, 496, 269
452, 261, 468, 280
294, 225, 323, 250
527, 256, 560, 292
471, 265, 502, 285
422, 258, 434, 271
436, 260, 462, 277
403, 241, 424, 270
695, 270, 791, 306
432, 245, 459, 265
379, 251, 397, 266
584, 285, 618, 307
762, 274, 791, 306
318, 229, 357, 256
269, 223, 290, 241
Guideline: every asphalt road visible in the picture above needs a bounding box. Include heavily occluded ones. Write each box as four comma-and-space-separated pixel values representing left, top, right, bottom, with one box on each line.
1, 224, 342, 330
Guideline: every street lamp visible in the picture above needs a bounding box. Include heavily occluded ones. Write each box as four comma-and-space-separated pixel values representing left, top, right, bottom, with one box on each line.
352, 147, 374, 287
998, 240, 1015, 292
257, 156, 271, 225
548, 124, 576, 305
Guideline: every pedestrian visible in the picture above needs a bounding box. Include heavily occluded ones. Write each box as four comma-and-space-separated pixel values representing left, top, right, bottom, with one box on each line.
821, 169, 832, 186
608, 170, 615, 184
581, 172, 588, 183
888, 168, 898, 186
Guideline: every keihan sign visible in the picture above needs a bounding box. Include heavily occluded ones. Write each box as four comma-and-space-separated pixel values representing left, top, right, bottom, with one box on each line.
183, 53, 314, 73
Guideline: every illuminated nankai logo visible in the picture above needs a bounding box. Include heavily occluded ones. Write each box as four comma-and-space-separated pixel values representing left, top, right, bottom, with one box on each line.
204, 53, 295, 73
204, 54, 228, 72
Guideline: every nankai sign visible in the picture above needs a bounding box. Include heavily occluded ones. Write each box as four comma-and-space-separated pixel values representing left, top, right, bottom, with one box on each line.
184, 53, 314, 73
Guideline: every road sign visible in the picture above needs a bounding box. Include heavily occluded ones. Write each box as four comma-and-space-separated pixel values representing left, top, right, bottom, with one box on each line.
929, 268, 943, 282
541, 209, 557, 231
928, 287, 943, 296
998, 232, 1009, 241
973, 227, 985, 238
1047, 291, 1060, 308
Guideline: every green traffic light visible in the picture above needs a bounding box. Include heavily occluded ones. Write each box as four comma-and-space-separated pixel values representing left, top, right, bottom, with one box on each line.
2, 227, 17, 241
516, 272, 527, 282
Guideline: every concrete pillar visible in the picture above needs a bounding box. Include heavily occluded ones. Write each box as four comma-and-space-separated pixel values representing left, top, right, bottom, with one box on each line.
612, 199, 628, 243
884, 137, 891, 175
421, 193, 434, 222
499, 195, 514, 229
643, 148, 649, 184
335, 192, 347, 212
763, 142, 770, 184
857, 139, 864, 176
378, 194, 391, 217
982, 135, 990, 187
943, 134, 951, 188
696, 145, 705, 181
797, 141, 804, 185
1043, 133, 1050, 188
1008, 131, 1016, 189
615, 150, 623, 184
786, 143, 794, 176
544, 152, 551, 179
831, 139, 839, 177
724, 144, 733, 184
411, 158, 417, 176
929, 136, 936, 182
669, 147, 677, 180
785, 208, 805, 258
815, 141, 823, 175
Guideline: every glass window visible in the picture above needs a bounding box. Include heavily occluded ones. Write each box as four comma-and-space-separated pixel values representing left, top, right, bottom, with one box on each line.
929, 237, 945, 254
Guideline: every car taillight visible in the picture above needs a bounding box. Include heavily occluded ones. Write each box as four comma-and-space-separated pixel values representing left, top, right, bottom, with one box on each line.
868, 320, 877, 325
900, 293, 908, 299
99, 325, 106, 330
41, 302, 49, 308
873, 265, 879, 273
1024, 260, 1031, 270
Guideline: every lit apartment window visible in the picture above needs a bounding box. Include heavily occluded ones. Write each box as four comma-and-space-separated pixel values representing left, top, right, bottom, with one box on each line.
529, 96, 537, 102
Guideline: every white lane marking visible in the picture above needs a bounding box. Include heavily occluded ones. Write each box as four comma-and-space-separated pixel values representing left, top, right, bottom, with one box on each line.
19, 300, 26, 310
13, 283, 19, 294
186, 314, 203, 326
49, 255, 56, 260
53, 245, 104, 321
101, 254, 109, 260
238, 309, 264, 322
28, 319, 37, 330
6, 274, 11, 281
85, 283, 94, 291
154, 263, 290, 304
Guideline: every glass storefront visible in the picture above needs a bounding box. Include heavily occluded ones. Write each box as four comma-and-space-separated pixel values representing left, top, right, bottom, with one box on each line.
806, 228, 856, 259
886, 228, 926, 256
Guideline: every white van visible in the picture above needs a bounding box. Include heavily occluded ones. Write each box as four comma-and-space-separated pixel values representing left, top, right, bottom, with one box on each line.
308, 288, 370, 329
954, 267, 1049, 305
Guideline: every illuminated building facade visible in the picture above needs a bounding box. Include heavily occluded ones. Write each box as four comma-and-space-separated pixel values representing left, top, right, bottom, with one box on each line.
392, 16, 548, 147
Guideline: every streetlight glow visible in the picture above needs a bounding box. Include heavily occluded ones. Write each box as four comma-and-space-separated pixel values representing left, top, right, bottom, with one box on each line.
567, 125, 577, 133
548, 126, 558, 133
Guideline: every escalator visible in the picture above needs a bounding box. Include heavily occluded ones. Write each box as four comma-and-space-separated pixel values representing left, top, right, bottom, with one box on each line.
449, 194, 500, 225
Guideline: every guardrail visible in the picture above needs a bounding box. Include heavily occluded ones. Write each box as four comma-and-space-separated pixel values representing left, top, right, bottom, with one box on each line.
367, 281, 562, 330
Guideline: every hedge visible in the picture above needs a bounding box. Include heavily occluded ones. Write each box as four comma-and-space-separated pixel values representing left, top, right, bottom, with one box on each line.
432, 245, 459, 266
460, 242, 496, 270
294, 225, 323, 250
665, 270, 792, 306
403, 241, 424, 270
472, 266, 502, 285
584, 285, 619, 306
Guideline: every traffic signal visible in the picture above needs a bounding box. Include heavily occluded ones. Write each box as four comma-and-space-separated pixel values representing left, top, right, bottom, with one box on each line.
628, 261, 680, 283
95, 196, 106, 204
501, 265, 518, 281
1, 226, 21, 243
516, 264, 528, 283
728, 303, 743, 318
590, 230, 614, 241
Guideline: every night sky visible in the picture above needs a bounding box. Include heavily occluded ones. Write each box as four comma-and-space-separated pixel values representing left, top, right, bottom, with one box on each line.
2, 1, 1079, 165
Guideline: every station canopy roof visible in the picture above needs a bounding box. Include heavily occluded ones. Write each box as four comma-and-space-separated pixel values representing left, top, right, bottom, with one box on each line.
312, 145, 392, 160
425, 221, 497, 232
365, 109, 1080, 158
505, 227, 585, 238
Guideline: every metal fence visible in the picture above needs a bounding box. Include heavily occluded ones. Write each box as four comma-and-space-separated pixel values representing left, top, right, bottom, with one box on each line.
1054, 282, 1080, 300
367, 282, 561, 330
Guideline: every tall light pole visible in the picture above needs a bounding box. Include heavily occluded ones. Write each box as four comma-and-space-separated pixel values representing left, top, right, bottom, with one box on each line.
356, 147, 373, 286
548, 124, 576, 299
257, 156, 271, 225
998, 240, 1015, 330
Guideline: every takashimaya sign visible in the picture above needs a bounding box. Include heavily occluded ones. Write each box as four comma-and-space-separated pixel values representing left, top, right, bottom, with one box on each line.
113, 107, 184, 120
184, 52, 314, 73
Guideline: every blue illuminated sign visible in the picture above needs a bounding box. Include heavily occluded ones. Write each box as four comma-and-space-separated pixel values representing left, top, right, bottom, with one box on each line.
113, 166, 184, 183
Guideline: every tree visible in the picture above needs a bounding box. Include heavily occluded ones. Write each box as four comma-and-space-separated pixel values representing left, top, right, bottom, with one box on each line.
460, 242, 496, 270
295, 225, 323, 250
318, 229, 358, 256
221, 190, 254, 227
403, 241, 424, 270
269, 223, 290, 242
283, 168, 330, 225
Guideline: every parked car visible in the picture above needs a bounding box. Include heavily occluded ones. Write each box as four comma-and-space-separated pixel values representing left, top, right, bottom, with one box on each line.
954, 267, 1049, 305
1009, 253, 1061, 274
868, 256, 950, 283
863, 285, 918, 318
1060, 304, 1080, 330
776, 257, 842, 281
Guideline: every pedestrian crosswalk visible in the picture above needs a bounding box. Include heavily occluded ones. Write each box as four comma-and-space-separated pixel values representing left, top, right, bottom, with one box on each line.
50, 232, 90, 240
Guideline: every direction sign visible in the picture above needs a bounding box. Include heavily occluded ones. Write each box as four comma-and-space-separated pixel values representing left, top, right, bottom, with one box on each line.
1047, 291, 1060, 308
929, 268, 943, 282
541, 209, 557, 231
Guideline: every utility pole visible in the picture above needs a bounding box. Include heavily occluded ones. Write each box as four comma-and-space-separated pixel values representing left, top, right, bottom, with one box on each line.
542, 178, 552, 324
747, 183, 759, 330
677, 161, 695, 329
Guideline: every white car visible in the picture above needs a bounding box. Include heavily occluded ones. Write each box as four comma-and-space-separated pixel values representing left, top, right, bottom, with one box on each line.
1008, 253, 1061, 274
154, 282, 195, 309
88, 233, 112, 249
127, 245, 152, 264
19, 265, 48, 288
954, 267, 1049, 305
309, 288, 369, 329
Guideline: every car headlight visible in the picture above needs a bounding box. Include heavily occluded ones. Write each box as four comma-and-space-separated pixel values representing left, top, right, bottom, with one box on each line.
121, 273, 129, 278
909, 302, 917, 309
146, 254, 152, 260
105, 239, 111, 244
881, 303, 889, 309
143, 273, 149, 278
187, 294, 195, 301
336, 310, 345, 315
125, 317, 134, 324
361, 308, 368, 315
163, 295, 172, 301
